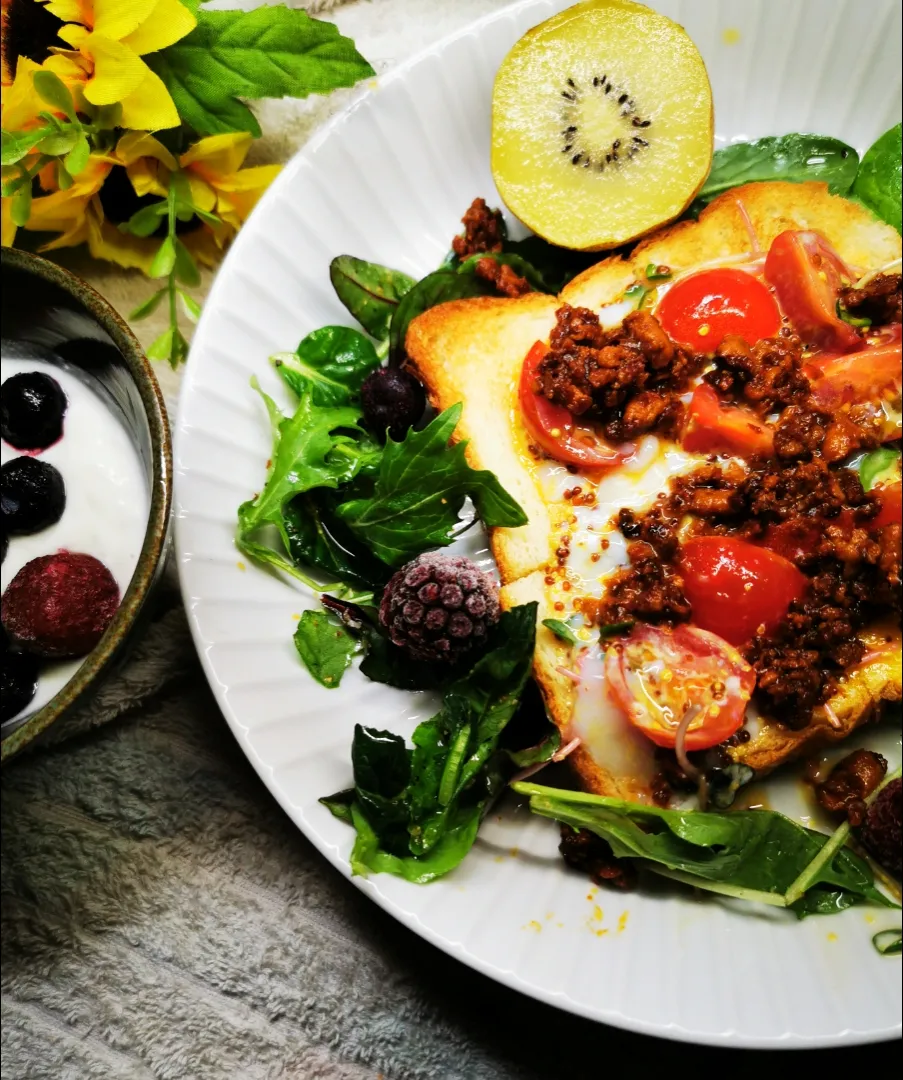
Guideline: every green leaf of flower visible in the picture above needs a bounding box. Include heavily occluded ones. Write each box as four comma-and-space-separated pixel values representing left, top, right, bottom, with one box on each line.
32, 70, 77, 121
147, 329, 174, 362
146, 7, 374, 138
35, 127, 78, 157
1, 127, 49, 166
149, 236, 177, 279
178, 290, 202, 323
64, 131, 91, 176
173, 237, 201, 287
130, 289, 167, 321
121, 201, 168, 238
10, 183, 32, 226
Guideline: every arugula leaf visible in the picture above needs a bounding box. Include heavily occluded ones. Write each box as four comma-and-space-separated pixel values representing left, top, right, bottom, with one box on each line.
516, 783, 892, 915
852, 123, 902, 232
389, 269, 495, 361
326, 604, 537, 882
329, 256, 417, 341
237, 379, 363, 552
456, 252, 555, 294
334, 404, 527, 565
293, 609, 359, 688
542, 618, 578, 645
283, 495, 389, 591
274, 326, 379, 406
147, 7, 374, 137
860, 446, 901, 491
692, 134, 860, 211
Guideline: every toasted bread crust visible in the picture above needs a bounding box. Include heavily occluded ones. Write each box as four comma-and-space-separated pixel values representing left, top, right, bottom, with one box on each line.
407, 182, 902, 797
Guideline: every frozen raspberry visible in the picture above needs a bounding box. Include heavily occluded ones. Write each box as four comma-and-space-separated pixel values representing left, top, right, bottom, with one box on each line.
379, 552, 500, 663
2, 551, 120, 658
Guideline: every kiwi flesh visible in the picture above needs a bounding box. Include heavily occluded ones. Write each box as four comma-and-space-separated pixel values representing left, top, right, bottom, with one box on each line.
491, 0, 714, 251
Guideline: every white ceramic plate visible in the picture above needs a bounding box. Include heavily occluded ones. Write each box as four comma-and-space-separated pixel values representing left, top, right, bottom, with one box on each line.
175, 0, 903, 1046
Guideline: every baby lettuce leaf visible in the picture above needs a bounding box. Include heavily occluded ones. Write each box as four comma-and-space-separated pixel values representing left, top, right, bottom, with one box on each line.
274, 326, 380, 405
322, 603, 537, 882
334, 403, 527, 565
852, 123, 902, 232
389, 269, 495, 361
293, 609, 360, 688
692, 134, 859, 210
329, 256, 417, 341
283, 495, 390, 591
515, 783, 891, 916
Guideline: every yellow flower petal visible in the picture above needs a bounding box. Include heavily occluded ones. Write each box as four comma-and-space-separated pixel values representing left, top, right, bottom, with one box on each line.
122, 0, 197, 56
0, 58, 45, 129
118, 64, 180, 129
91, 0, 159, 42
214, 164, 283, 194
180, 133, 253, 180
58, 24, 90, 48
82, 34, 147, 104
184, 225, 230, 267
1, 200, 17, 247
45, 1, 87, 25
126, 157, 169, 198
86, 209, 157, 273
38, 217, 90, 251
186, 175, 217, 214
25, 189, 92, 234
115, 131, 177, 169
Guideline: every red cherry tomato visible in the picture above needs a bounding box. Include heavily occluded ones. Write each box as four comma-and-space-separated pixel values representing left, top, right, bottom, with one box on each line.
679, 535, 808, 646
656, 267, 782, 350
764, 230, 860, 352
873, 482, 902, 529
682, 383, 774, 459
604, 623, 754, 750
808, 339, 902, 407
518, 341, 632, 469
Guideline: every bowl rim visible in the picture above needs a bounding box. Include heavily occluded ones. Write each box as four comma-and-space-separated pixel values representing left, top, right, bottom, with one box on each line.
1, 247, 173, 762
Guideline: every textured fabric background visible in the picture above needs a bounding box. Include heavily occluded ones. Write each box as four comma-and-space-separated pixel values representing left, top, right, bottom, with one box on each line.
1, 2, 899, 1078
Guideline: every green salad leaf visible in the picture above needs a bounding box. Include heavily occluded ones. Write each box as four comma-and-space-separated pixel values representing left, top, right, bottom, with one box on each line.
389, 269, 495, 361
542, 618, 578, 645
329, 256, 417, 342
274, 326, 379, 405
456, 252, 556, 294
148, 6, 374, 137
502, 235, 597, 292
283, 495, 389, 591
860, 446, 901, 492
852, 123, 903, 232
293, 609, 360, 688
692, 134, 860, 211
322, 603, 537, 882
515, 783, 893, 916
334, 403, 527, 565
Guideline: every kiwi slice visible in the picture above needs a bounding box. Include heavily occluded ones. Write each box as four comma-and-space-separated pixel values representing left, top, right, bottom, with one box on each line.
491, 0, 713, 251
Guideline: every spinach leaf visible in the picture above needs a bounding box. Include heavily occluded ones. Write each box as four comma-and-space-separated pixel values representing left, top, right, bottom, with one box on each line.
283, 494, 390, 591
320, 788, 355, 825
860, 446, 901, 491
515, 783, 891, 915
274, 326, 379, 405
456, 252, 556, 294
329, 256, 417, 341
852, 123, 902, 232
334, 403, 527, 565
389, 269, 495, 361
358, 628, 458, 691
693, 134, 859, 210
325, 603, 538, 882
542, 618, 578, 645
293, 609, 360, 688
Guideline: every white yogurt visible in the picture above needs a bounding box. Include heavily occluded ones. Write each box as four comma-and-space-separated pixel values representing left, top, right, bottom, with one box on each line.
2, 352, 149, 719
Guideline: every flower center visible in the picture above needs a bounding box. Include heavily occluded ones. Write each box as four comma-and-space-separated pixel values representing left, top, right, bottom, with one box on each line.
3, 0, 65, 76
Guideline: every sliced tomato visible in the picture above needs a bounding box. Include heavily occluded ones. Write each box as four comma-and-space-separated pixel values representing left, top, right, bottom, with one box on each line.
682, 383, 774, 458
807, 338, 902, 407
604, 623, 754, 750
873, 482, 903, 528
656, 267, 782, 350
679, 535, 808, 646
518, 341, 632, 469
763, 230, 861, 352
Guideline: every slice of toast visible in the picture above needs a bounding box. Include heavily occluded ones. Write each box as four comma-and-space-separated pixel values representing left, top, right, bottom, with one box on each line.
406, 182, 902, 798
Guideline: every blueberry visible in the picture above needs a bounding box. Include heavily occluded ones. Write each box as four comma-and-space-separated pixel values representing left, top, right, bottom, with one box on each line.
1, 371, 67, 450
361, 367, 426, 441
0, 648, 39, 722
1, 457, 66, 534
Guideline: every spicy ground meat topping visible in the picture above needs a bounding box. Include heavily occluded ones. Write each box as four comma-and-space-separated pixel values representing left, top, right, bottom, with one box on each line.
451, 197, 505, 259
536, 304, 701, 441
705, 331, 810, 413
472, 255, 532, 297
839, 272, 902, 326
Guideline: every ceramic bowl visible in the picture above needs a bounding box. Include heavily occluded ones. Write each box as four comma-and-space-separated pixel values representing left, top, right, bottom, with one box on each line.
1, 248, 171, 761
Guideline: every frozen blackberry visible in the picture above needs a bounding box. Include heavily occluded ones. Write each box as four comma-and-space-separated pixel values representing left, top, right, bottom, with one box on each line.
2, 456, 66, 534
859, 777, 901, 881
1, 371, 67, 450
379, 552, 500, 663
361, 367, 425, 441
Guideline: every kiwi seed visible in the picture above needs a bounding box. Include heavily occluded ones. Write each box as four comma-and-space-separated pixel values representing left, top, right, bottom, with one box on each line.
559, 76, 652, 171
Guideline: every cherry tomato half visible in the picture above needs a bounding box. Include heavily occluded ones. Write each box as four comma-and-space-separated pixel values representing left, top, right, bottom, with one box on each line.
518, 341, 632, 469
808, 339, 902, 408
679, 535, 808, 646
873, 482, 903, 529
764, 230, 861, 352
656, 267, 782, 350
682, 383, 774, 459
604, 623, 754, 750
